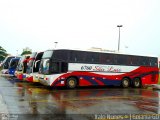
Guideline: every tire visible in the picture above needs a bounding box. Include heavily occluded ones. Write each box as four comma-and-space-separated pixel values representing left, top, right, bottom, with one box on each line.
132, 78, 141, 88
121, 78, 130, 88
66, 77, 78, 89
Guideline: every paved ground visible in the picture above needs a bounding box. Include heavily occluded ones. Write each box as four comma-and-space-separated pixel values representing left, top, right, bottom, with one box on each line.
0, 76, 160, 120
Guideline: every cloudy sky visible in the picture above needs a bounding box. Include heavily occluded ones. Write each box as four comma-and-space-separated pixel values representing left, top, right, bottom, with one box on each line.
0, 0, 160, 56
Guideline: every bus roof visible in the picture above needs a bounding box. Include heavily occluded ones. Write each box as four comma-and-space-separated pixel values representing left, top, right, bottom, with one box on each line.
44, 49, 158, 58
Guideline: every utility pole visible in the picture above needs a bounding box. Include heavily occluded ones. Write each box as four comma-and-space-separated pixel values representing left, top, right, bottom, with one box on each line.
117, 25, 123, 52
54, 42, 58, 49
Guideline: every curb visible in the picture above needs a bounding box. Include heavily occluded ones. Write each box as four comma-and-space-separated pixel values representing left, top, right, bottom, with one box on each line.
152, 84, 160, 90
144, 84, 160, 90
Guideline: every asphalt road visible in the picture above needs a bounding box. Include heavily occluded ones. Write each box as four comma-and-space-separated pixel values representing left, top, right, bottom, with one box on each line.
0, 76, 160, 120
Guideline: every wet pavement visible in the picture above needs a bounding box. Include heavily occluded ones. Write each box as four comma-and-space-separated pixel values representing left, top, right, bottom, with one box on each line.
0, 76, 160, 120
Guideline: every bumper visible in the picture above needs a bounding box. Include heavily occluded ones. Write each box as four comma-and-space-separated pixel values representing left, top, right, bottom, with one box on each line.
39, 75, 50, 86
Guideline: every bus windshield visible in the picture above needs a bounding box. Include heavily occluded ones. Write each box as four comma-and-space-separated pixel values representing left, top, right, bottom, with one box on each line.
17, 55, 30, 71
17, 56, 26, 71
26, 60, 34, 73
42, 50, 53, 58
9, 59, 19, 69
39, 59, 50, 74
3, 56, 15, 69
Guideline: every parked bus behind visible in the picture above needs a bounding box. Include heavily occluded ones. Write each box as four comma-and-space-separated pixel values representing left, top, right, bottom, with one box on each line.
8, 57, 21, 76
26, 51, 44, 82
15, 54, 30, 80
1, 56, 16, 74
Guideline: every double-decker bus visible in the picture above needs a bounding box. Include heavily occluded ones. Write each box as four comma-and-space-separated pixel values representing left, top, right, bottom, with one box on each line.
38, 49, 159, 88
26, 51, 44, 82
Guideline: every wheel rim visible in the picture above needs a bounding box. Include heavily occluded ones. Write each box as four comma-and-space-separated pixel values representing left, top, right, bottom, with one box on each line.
134, 78, 140, 87
135, 80, 140, 87
68, 79, 75, 87
124, 80, 129, 86
123, 78, 129, 87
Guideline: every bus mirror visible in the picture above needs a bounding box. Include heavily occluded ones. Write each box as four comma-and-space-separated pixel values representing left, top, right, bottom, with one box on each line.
35, 60, 40, 68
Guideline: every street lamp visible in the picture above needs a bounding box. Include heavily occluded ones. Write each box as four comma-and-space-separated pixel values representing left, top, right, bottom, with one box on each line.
54, 42, 58, 48
117, 25, 123, 52
16, 50, 18, 56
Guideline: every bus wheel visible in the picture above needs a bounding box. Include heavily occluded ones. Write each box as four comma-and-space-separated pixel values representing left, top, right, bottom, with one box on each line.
121, 78, 130, 88
66, 77, 78, 89
133, 78, 141, 88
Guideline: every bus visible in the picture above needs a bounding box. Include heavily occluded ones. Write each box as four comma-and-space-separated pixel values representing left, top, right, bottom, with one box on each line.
38, 49, 159, 88
8, 57, 21, 76
1, 56, 16, 74
26, 51, 44, 82
15, 54, 30, 80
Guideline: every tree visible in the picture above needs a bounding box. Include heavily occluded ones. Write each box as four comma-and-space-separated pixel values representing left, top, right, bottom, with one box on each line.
0, 46, 8, 62
21, 51, 32, 56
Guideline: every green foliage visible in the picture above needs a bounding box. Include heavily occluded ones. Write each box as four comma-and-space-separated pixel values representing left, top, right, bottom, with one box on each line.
0, 46, 8, 62
21, 51, 32, 56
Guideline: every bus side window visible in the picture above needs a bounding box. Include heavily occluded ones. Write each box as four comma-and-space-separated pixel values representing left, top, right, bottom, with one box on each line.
85, 52, 92, 63
146, 58, 150, 66
140, 57, 147, 66
150, 58, 158, 67
106, 55, 110, 64
113, 55, 118, 65
126, 56, 132, 65
50, 62, 59, 73
131, 56, 138, 66
61, 62, 68, 73
70, 51, 77, 62
70, 51, 86, 63
118, 55, 126, 65
92, 53, 99, 63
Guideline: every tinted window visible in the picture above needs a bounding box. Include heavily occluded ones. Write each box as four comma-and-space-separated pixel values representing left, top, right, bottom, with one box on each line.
140, 57, 149, 66
117, 55, 126, 65
48, 50, 158, 67
99, 53, 114, 64
50, 62, 59, 73
84, 52, 99, 63
150, 57, 158, 67
70, 51, 86, 62
61, 62, 68, 72
53, 50, 69, 61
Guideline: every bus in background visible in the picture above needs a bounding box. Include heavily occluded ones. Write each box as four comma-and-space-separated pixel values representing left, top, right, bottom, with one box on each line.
8, 57, 21, 76
1, 56, 16, 74
15, 54, 30, 80
38, 49, 159, 89
26, 51, 44, 82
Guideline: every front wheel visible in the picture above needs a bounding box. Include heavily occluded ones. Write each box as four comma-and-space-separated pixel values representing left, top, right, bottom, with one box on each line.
66, 77, 78, 89
121, 78, 130, 88
132, 78, 141, 88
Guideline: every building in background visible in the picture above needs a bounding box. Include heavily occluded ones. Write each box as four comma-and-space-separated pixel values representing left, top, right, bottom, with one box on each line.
23, 47, 32, 52
21, 47, 32, 56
